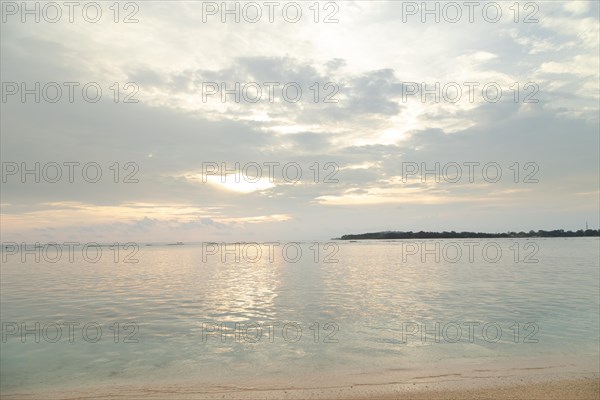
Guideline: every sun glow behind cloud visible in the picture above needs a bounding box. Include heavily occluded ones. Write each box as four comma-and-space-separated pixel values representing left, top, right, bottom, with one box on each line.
195, 175, 275, 193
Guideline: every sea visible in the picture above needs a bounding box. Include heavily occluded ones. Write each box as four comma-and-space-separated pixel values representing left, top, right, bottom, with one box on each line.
1, 238, 599, 394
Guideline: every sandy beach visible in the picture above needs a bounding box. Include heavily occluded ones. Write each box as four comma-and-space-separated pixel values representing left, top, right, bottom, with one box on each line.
3, 373, 598, 400
2, 377, 598, 400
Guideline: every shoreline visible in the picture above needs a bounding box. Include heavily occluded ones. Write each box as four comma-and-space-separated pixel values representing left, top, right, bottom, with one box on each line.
3, 358, 598, 400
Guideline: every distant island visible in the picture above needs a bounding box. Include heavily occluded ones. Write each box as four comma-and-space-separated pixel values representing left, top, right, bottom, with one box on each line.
335, 229, 600, 240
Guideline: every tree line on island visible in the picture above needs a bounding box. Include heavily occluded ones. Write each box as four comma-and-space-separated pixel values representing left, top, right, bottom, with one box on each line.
336, 229, 600, 240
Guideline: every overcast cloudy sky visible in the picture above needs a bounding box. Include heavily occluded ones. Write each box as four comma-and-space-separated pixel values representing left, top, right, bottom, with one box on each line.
1, 1, 598, 243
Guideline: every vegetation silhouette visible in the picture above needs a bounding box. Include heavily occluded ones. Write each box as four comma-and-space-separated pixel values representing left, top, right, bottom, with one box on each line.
337, 229, 600, 240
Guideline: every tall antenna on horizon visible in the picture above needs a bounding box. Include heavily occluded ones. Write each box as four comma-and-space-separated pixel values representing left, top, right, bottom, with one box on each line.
586, 221, 589, 230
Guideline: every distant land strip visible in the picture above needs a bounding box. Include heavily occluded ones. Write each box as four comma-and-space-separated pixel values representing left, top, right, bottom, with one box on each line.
335, 229, 600, 240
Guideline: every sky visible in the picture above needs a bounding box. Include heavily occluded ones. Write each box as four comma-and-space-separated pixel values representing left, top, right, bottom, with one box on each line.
1, 0, 599, 243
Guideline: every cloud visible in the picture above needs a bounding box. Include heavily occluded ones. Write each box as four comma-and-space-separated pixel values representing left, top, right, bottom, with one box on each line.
1, 1, 599, 241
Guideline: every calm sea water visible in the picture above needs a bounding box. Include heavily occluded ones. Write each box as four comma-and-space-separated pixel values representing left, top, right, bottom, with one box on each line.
1, 238, 599, 393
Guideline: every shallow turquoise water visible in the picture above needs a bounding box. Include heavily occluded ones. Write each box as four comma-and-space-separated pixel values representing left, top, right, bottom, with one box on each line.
1, 238, 599, 393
